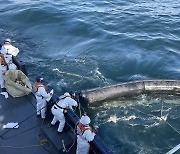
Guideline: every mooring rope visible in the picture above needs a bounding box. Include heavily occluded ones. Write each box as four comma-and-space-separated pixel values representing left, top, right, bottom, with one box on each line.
160, 100, 180, 135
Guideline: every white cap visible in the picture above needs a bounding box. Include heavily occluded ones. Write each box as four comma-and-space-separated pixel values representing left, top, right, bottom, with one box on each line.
64, 92, 71, 97
5, 38, 11, 43
80, 115, 91, 125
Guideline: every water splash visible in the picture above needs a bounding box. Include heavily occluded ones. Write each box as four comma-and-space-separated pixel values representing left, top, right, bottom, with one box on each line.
56, 79, 67, 87
128, 74, 149, 81
107, 115, 121, 123
52, 68, 93, 80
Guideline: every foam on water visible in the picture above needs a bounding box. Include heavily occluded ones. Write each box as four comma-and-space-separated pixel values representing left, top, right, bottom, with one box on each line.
0, 0, 179, 153
89, 93, 180, 153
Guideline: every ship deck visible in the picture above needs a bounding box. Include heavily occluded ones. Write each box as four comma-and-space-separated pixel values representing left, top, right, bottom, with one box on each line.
0, 91, 76, 154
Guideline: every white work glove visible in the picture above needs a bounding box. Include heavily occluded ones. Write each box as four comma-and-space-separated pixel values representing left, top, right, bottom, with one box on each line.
46, 89, 54, 101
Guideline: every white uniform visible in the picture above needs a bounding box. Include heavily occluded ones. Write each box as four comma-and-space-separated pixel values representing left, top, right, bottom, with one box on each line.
8, 61, 17, 70
76, 115, 95, 154
64, 97, 77, 110
0, 64, 7, 88
1, 44, 19, 70
51, 99, 67, 132
1, 44, 19, 56
76, 129, 95, 154
35, 86, 51, 119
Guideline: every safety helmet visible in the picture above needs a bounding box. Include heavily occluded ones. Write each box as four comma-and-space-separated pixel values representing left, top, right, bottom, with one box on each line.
80, 115, 91, 125
5, 38, 11, 43
64, 92, 71, 97
36, 76, 43, 82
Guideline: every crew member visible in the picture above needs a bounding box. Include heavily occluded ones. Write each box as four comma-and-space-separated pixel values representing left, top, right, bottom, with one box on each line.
50, 94, 69, 134
34, 76, 52, 119
76, 114, 95, 154
0, 54, 7, 88
63, 92, 78, 110
0, 38, 19, 69
1, 38, 19, 56
8, 59, 17, 70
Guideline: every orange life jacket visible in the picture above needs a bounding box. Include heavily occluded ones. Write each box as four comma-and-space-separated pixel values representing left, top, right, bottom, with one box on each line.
34, 82, 47, 92
77, 122, 92, 134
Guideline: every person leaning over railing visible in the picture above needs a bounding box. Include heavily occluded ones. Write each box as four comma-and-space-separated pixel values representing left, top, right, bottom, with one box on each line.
63, 92, 78, 110
50, 92, 77, 134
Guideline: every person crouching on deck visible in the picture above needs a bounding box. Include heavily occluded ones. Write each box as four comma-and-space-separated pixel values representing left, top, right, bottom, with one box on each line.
76, 114, 95, 154
34, 76, 52, 119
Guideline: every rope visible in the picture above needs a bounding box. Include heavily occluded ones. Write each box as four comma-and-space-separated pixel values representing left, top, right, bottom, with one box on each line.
0, 145, 42, 149
78, 101, 82, 117
0, 109, 37, 139
0, 87, 53, 150
36, 118, 52, 150
160, 100, 180, 135
0, 119, 52, 150
0, 112, 52, 150
3, 124, 40, 140
0, 90, 87, 152
162, 120, 180, 135
133, 100, 180, 135
61, 121, 79, 153
0, 97, 53, 139
160, 100, 164, 118
60, 50, 71, 61
76, 94, 85, 117
62, 140, 67, 152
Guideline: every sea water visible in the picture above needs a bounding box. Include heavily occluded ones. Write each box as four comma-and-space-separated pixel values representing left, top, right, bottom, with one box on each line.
0, 0, 179, 153
88, 94, 180, 153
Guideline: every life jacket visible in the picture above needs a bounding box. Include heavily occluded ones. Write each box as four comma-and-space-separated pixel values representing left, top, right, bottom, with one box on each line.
34, 82, 47, 92
0, 54, 7, 65
77, 122, 92, 134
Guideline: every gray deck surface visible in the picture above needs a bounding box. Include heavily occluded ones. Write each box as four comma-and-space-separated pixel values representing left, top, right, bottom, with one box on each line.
41, 122, 76, 153
0, 92, 75, 154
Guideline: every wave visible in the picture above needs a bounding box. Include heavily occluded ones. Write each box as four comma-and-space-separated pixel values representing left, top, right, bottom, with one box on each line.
13, 7, 65, 25
1, 1, 180, 153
